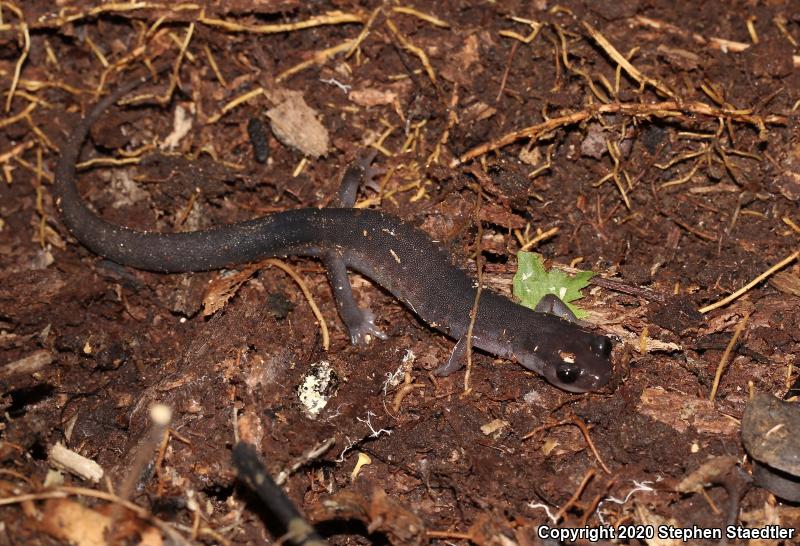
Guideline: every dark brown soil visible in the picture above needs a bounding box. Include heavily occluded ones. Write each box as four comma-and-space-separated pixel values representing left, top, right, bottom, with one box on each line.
1, 1, 799, 545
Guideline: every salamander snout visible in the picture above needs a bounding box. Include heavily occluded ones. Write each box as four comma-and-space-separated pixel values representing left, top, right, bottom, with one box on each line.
535, 332, 614, 393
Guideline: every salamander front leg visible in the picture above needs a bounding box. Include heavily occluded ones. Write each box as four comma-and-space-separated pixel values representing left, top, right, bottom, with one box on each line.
534, 293, 578, 323
324, 152, 387, 345
324, 252, 387, 345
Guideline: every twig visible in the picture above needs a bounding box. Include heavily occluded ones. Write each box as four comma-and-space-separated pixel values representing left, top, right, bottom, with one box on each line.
427, 530, 473, 540
571, 417, 611, 474
520, 226, 560, 251
582, 21, 675, 99
0, 101, 35, 129
391, 6, 449, 28
0, 468, 36, 487
4, 3, 29, 113
453, 101, 785, 166
265, 259, 330, 351
57, 486, 193, 546
391, 370, 425, 413
553, 468, 596, 522
699, 250, 800, 313
464, 166, 489, 394
522, 417, 610, 474
233, 443, 327, 546
385, 18, 437, 84
200, 10, 364, 34
346, 7, 382, 58
203, 45, 228, 88
206, 87, 265, 123
709, 313, 750, 401
495, 40, 519, 102
275, 437, 336, 486
633, 15, 800, 68
277, 40, 355, 83
546, 262, 666, 303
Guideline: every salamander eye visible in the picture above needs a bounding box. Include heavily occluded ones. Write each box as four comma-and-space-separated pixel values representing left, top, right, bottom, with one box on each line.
556, 362, 580, 384
590, 336, 612, 358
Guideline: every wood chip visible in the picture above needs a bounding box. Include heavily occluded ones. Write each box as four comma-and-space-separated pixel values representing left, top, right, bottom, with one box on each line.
349, 87, 399, 107
48, 443, 104, 482
770, 271, 800, 297
676, 455, 738, 493
267, 92, 329, 158
39, 499, 113, 546
656, 44, 701, 70
480, 419, 509, 436
637, 386, 739, 435
39, 499, 164, 546
1, 349, 52, 377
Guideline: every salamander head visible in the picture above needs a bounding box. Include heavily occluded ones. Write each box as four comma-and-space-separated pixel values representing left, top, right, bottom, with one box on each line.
512, 325, 613, 393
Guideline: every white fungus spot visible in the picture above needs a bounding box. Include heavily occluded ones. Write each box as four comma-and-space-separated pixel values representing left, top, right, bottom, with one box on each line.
297, 361, 335, 418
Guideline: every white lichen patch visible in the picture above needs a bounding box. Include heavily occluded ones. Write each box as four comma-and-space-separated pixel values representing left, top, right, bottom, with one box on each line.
297, 361, 336, 418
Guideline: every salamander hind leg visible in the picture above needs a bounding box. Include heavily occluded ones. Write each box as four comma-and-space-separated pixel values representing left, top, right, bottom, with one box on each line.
433, 336, 467, 376
333, 151, 383, 207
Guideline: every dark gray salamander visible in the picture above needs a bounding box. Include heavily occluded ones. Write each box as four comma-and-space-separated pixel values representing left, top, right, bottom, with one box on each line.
54, 75, 613, 392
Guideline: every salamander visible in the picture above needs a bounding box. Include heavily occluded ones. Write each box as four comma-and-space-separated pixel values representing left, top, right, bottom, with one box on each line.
53, 74, 613, 393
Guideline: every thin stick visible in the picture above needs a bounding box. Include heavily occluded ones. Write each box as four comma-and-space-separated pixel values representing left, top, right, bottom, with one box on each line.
233, 442, 327, 546
699, 250, 799, 313
453, 100, 785, 166
391, 6, 449, 28
57, 486, 194, 546
274, 437, 336, 486
200, 11, 364, 34
709, 313, 750, 401
495, 40, 519, 102
427, 530, 473, 540
464, 226, 483, 393
265, 259, 330, 351
0, 101, 35, 129
0, 468, 36, 487
464, 167, 488, 394
521, 417, 609, 473
553, 468, 596, 522
582, 21, 675, 99
520, 226, 560, 251
203, 44, 227, 88
4, 8, 29, 112
277, 40, 355, 83
346, 7, 381, 58
571, 417, 611, 474
206, 87, 264, 124
385, 18, 437, 84
0, 491, 66, 506
700, 487, 721, 514
391, 370, 425, 413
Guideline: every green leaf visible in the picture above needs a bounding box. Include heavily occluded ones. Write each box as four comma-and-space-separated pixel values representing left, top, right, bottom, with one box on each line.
512, 252, 595, 319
